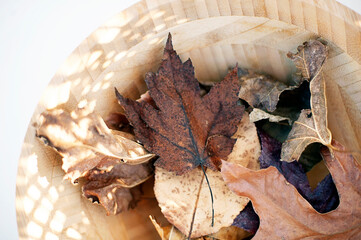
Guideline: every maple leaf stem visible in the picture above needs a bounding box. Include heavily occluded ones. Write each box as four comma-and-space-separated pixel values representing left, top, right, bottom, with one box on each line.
186, 163, 214, 240
200, 163, 215, 228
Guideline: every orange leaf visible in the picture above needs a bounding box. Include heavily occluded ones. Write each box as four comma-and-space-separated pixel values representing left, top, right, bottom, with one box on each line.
221, 141, 361, 239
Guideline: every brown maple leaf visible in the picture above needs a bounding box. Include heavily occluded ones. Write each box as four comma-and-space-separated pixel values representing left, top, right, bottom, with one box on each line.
153, 112, 260, 238
221, 140, 361, 239
116, 34, 244, 175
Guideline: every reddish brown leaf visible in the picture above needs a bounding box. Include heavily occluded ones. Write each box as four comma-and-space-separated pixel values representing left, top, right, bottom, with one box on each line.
222, 141, 361, 239
116, 34, 244, 175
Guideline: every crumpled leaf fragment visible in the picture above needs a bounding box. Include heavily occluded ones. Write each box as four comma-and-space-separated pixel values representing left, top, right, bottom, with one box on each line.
238, 69, 300, 112
258, 129, 338, 213
281, 109, 329, 162
249, 108, 291, 125
222, 141, 361, 239
287, 40, 328, 82
282, 40, 332, 162
116, 33, 244, 175
36, 107, 155, 183
154, 113, 260, 237
82, 162, 153, 215
150, 216, 251, 240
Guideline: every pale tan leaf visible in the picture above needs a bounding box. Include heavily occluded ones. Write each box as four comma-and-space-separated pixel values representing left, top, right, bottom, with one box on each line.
249, 108, 291, 125
154, 168, 248, 238
227, 112, 261, 170
282, 40, 332, 162
36, 107, 155, 182
238, 70, 297, 112
310, 70, 332, 145
281, 109, 321, 162
150, 216, 251, 240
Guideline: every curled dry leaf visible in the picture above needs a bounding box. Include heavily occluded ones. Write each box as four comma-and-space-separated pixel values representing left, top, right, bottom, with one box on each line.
83, 162, 153, 215
281, 109, 325, 162
116, 34, 244, 175
222, 140, 361, 239
36, 107, 155, 182
282, 40, 332, 162
36, 107, 155, 214
249, 108, 292, 125
238, 69, 300, 112
150, 216, 252, 240
154, 112, 260, 237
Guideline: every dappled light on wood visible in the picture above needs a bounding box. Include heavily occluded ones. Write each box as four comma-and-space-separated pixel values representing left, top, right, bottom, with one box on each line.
16, 0, 361, 239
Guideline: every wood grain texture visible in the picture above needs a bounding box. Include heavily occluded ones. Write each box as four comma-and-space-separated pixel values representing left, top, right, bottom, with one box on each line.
16, 0, 361, 239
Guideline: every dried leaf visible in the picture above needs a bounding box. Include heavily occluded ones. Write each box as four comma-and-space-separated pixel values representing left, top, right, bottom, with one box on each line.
227, 112, 261, 170
249, 108, 291, 125
36, 107, 155, 182
238, 69, 299, 112
287, 40, 328, 83
222, 141, 361, 239
83, 181, 143, 215
281, 109, 323, 162
232, 202, 259, 234
116, 34, 244, 175
154, 114, 260, 237
282, 40, 332, 162
154, 168, 248, 238
150, 216, 251, 240
258, 129, 338, 213
82, 162, 153, 215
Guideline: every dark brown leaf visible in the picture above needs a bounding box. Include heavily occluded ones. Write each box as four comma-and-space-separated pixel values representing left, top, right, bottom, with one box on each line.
116, 34, 244, 175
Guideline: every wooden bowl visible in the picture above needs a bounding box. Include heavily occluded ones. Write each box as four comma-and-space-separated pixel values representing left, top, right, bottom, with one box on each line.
16, 0, 361, 239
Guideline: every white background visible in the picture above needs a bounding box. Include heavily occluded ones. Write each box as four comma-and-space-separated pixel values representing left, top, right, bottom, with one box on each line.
0, 0, 360, 239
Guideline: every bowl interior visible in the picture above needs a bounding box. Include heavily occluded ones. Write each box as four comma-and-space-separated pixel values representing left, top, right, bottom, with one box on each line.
16, 1, 361, 239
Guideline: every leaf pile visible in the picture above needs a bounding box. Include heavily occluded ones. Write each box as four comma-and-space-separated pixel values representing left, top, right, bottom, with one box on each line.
35, 35, 360, 240
36, 107, 154, 215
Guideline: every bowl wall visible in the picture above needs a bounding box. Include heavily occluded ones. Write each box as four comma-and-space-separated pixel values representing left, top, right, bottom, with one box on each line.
16, 0, 361, 239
